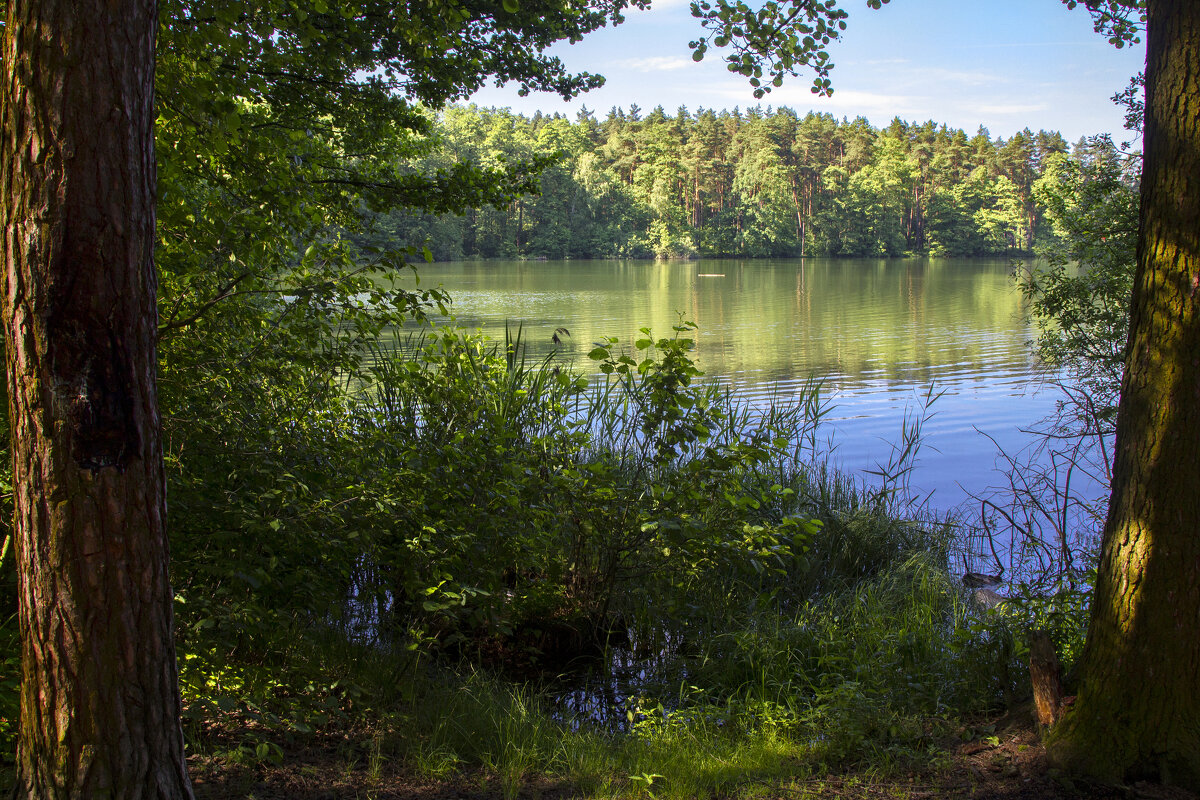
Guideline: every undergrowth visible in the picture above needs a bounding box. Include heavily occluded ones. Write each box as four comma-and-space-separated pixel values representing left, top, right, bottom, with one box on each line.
177, 548, 1001, 799
1, 322, 1093, 797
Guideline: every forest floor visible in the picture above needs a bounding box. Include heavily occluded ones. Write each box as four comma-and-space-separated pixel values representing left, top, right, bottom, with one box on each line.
186, 708, 1199, 800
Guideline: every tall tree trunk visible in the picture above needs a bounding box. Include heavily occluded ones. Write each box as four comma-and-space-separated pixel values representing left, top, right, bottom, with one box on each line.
516, 198, 524, 253
2, 0, 194, 797
1046, 0, 1200, 788
790, 184, 804, 255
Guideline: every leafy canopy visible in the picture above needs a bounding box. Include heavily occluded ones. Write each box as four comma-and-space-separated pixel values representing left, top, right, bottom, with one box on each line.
155, 0, 652, 340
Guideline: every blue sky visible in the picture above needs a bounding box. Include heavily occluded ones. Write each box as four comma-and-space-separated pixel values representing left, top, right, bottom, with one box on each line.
468, 0, 1146, 142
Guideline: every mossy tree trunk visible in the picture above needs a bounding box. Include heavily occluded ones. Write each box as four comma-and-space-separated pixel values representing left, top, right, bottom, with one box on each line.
1, 0, 194, 797
1046, 0, 1200, 788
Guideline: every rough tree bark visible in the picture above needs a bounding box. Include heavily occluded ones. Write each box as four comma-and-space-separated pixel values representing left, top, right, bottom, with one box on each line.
1, 0, 194, 797
1029, 630, 1065, 728
1046, 0, 1200, 788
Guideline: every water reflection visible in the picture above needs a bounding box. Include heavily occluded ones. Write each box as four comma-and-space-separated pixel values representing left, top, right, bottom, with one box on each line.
549, 629, 687, 732
391, 258, 1067, 511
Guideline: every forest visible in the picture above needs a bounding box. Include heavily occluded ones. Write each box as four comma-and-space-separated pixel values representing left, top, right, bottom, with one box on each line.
361, 105, 1074, 261
4, 0, 1199, 798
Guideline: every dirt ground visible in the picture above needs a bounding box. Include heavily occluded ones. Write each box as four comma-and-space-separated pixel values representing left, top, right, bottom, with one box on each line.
187, 710, 1200, 800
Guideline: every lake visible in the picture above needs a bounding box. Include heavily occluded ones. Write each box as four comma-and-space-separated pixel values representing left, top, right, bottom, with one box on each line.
399, 257, 1068, 512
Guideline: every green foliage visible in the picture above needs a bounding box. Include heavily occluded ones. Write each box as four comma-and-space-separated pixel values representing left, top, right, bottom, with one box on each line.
348, 325, 593, 641
687, 0, 861, 98
163, 306, 833, 676
152, 290, 1063, 797
998, 574, 1094, 673
1061, 0, 1146, 49
175, 539, 993, 798
153, 0, 660, 398
948, 571, 1094, 714
361, 106, 1071, 261
143, 8, 1037, 783
150, 0, 698, 682
1022, 135, 1138, 422
567, 323, 825, 624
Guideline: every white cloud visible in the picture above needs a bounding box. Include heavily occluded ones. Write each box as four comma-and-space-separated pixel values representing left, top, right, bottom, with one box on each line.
967, 102, 1051, 115
699, 80, 927, 117
619, 56, 695, 72
808, 89, 926, 117
838, 60, 1006, 89
913, 66, 1007, 87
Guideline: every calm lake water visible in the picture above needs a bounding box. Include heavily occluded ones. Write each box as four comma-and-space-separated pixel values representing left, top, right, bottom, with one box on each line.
401, 257, 1064, 512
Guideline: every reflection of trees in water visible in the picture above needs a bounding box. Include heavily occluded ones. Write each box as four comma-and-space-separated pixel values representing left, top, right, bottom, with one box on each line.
391, 258, 1056, 511
406, 257, 1032, 385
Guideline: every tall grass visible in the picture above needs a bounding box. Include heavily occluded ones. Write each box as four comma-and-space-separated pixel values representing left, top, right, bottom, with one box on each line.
166, 323, 1029, 798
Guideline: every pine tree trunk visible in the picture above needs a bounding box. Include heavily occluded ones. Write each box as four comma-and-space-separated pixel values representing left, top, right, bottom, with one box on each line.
1, 0, 194, 797
1046, 0, 1200, 788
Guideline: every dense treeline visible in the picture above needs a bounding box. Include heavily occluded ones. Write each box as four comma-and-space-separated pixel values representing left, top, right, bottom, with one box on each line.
360, 104, 1072, 260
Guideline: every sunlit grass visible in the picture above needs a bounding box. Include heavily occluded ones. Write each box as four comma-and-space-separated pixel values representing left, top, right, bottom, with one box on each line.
175, 526, 1002, 798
